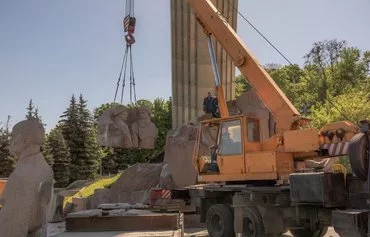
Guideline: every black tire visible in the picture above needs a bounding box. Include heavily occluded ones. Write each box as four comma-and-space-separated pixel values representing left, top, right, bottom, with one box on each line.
290, 227, 328, 237
242, 206, 265, 237
206, 204, 234, 237
349, 133, 369, 180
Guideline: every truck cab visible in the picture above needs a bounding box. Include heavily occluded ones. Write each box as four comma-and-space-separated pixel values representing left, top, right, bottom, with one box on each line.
193, 115, 293, 184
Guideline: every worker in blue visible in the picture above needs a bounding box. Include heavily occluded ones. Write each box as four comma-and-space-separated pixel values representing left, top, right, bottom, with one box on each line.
203, 91, 220, 118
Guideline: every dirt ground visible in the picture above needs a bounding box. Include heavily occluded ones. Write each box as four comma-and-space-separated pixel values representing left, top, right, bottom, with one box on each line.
47, 222, 339, 237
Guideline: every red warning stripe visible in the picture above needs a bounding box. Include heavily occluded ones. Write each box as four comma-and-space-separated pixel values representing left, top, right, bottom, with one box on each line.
124, 16, 130, 32
321, 142, 349, 156
161, 190, 171, 199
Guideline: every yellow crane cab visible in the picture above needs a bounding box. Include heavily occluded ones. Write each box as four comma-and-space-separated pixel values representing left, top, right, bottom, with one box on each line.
193, 114, 293, 184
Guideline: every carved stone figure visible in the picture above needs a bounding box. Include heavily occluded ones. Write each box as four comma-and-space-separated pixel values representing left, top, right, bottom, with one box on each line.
97, 105, 133, 148
0, 118, 54, 237
130, 106, 158, 149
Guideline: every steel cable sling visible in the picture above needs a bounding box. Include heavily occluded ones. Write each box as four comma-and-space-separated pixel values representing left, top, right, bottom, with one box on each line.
114, 0, 137, 105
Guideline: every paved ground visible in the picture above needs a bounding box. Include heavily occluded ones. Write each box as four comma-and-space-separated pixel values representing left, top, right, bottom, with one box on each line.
286, 228, 339, 237
48, 222, 339, 237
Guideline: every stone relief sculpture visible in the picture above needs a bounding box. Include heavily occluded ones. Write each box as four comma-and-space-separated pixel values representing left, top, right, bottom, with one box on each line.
0, 118, 54, 237
97, 105, 133, 148
130, 105, 158, 149
97, 104, 158, 149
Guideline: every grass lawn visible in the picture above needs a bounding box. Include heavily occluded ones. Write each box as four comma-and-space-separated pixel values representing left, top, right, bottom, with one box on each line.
63, 173, 121, 208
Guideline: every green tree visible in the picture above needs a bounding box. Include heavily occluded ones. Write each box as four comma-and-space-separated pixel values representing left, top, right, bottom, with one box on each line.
42, 134, 54, 166
60, 94, 100, 181
234, 64, 311, 110
46, 127, 71, 187
34, 108, 42, 122
304, 39, 370, 104
25, 99, 42, 121
100, 147, 117, 175
76, 94, 101, 179
304, 40, 346, 102
234, 74, 251, 97
151, 97, 172, 153
0, 116, 15, 177
26, 99, 35, 119
25, 100, 49, 161
308, 89, 370, 128
234, 39, 370, 121
59, 95, 78, 182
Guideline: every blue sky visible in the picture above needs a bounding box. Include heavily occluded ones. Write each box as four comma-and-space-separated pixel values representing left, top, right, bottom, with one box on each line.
0, 0, 369, 131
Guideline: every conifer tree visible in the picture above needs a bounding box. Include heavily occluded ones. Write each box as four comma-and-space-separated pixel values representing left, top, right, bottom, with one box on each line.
26, 99, 35, 119
60, 94, 100, 181
42, 134, 54, 166
0, 116, 15, 177
25, 100, 49, 161
59, 95, 79, 181
76, 94, 100, 179
47, 127, 70, 187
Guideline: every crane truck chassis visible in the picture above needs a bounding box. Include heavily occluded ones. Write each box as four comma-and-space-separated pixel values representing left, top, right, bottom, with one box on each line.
165, 0, 370, 235
149, 0, 370, 236
164, 121, 370, 237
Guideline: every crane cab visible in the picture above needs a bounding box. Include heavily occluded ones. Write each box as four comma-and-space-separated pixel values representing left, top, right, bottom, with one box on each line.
193, 115, 294, 184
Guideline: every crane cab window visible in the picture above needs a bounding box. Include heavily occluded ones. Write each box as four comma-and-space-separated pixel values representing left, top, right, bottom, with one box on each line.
219, 120, 242, 155
247, 118, 260, 142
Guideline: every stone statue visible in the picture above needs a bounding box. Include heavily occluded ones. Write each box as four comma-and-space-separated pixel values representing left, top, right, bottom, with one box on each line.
130, 105, 158, 149
97, 105, 133, 148
0, 118, 54, 237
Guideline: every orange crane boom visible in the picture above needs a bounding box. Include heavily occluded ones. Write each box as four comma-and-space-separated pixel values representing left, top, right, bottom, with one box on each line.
186, 0, 300, 133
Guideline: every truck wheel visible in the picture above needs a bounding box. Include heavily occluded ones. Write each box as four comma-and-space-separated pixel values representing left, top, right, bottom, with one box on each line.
349, 133, 369, 180
206, 204, 234, 237
290, 227, 328, 237
242, 206, 265, 237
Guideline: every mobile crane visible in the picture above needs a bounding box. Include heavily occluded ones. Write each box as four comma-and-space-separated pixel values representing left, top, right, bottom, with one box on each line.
163, 0, 370, 236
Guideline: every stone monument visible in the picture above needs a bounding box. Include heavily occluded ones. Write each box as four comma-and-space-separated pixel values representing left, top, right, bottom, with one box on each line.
97, 105, 133, 148
130, 105, 158, 149
0, 118, 54, 237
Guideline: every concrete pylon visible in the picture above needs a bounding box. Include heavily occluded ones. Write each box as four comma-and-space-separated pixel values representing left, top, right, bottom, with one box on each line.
171, 0, 238, 128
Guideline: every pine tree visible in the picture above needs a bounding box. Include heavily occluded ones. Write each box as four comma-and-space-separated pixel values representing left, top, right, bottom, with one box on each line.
0, 116, 15, 177
76, 94, 101, 180
25, 99, 45, 126
42, 133, 54, 166
34, 107, 42, 122
26, 99, 35, 119
47, 127, 71, 187
100, 147, 118, 174
25, 101, 49, 159
59, 94, 100, 181
59, 95, 79, 181
60, 95, 78, 143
